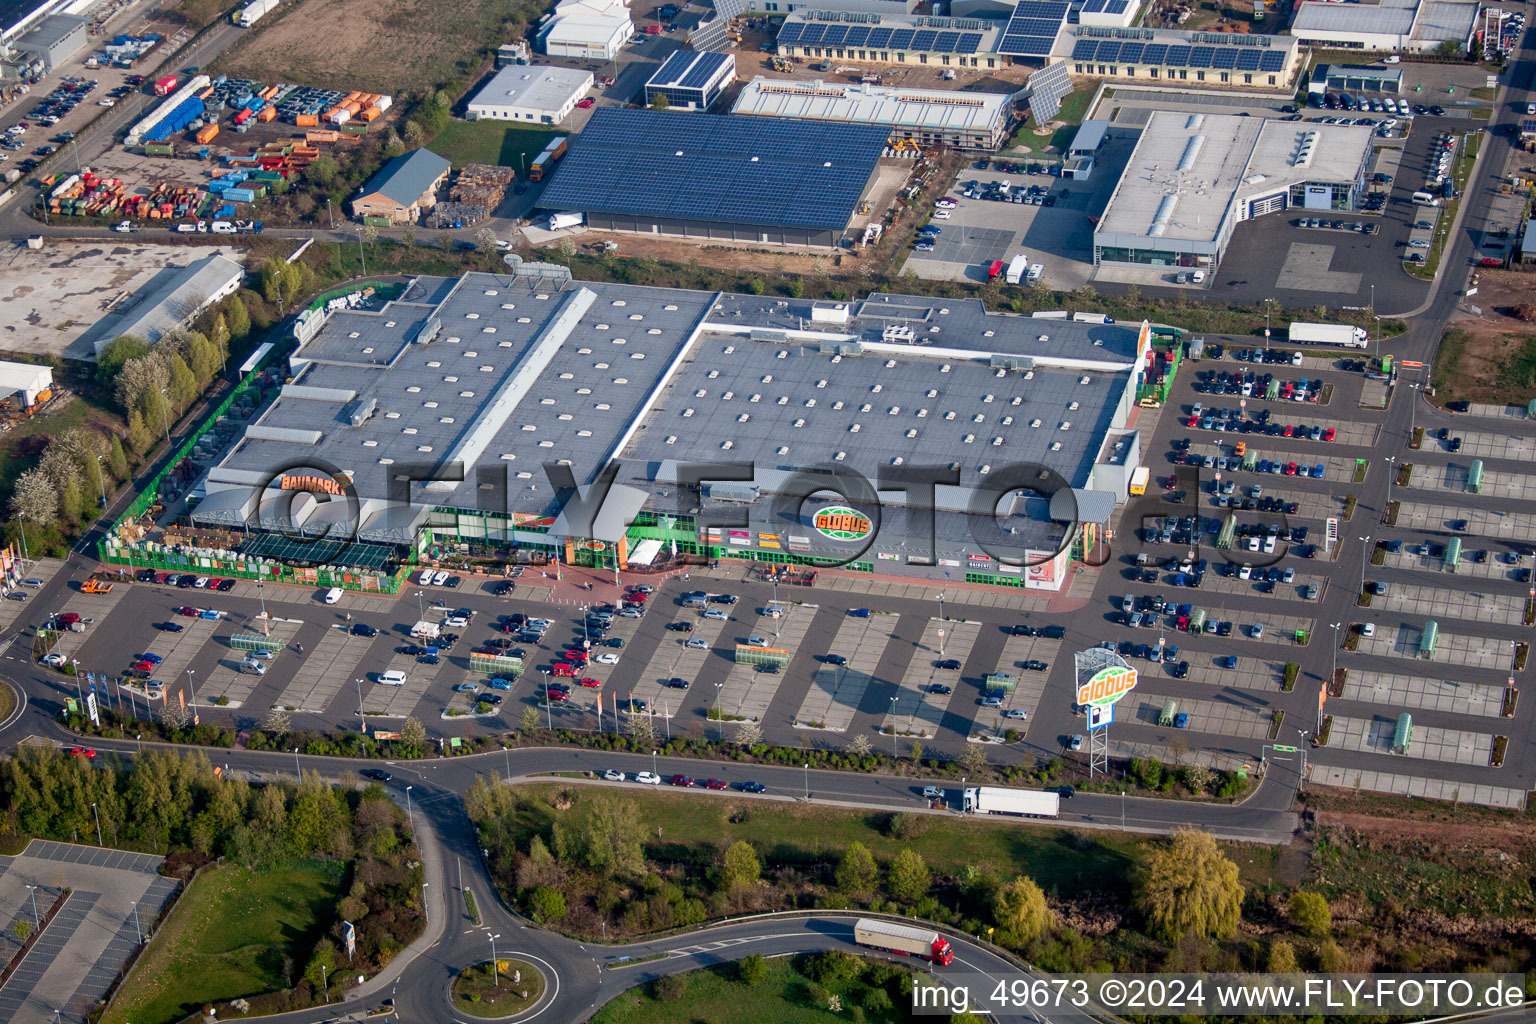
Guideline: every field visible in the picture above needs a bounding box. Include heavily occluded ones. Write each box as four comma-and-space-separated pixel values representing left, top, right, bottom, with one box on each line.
428, 120, 557, 172
589, 959, 907, 1024
218, 0, 545, 96
1433, 309, 1536, 407
102, 861, 345, 1024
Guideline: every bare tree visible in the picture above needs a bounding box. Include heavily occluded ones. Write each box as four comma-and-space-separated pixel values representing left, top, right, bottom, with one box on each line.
735, 720, 763, 747
474, 226, 499, 260
846, 734, 872, 757
161, 702, 193, 730
263, 707, 292, 734
9, 469, 58, 523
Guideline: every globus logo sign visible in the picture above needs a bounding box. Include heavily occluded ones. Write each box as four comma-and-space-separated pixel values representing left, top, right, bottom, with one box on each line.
813, 505, 874, 542
1077, 665, 1138, 707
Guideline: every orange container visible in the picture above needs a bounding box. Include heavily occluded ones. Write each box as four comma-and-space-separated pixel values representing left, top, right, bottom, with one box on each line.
257, 106, 276, 122
195, 123, 219, 144
360, 106, 381, 121
295, 113, 319, 127
305, 129, 339, 143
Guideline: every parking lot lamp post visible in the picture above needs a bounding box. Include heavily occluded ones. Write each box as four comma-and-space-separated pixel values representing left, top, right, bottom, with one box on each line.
184, 668, 198, 725
405, 784, 413, 831
422, 882, 429, 924
293, 747, 300, 781
91, 802, 102, 847
1121, 791, 1125, 831
488, 932, 501, 986
1328, 622, 1341, 733
257, 582, 268, 634
937, 591, 945, 621
1359, 536, 1371, 595
321, 964, 328, 1001
25, 884, 38, 929
1263, 298, 1274, 340
130, 900, 141, 944
503, 743, 511, 782
713, 683, 723, 741
135, 733, 141, 755
415, 589, 424, 619
354, 677, 365, 730
890, 695, 899, 756
1409, 383, 1421, 436
804, 763, 809, 802
652, 748, 658, 777
1384, 456, 1396, 511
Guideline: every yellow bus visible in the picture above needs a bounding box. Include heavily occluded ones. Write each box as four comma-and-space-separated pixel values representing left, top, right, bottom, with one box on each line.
1129, 466, 1150, 496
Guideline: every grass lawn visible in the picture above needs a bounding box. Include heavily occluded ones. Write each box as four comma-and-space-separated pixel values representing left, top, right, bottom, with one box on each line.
1008, 89, 1093, 152
590, 959, 905, 1024
103, 860, 345, 1024
452, 958, 545, 1018
429, 120, 557, 173
0, 678, 15, 728
515, 784, 1141, 899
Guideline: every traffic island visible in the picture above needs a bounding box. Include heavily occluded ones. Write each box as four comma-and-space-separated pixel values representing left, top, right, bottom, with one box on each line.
452, 959, 546, 1019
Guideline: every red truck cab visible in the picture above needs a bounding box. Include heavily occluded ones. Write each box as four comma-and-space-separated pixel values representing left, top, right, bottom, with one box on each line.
986, 259, 1004, 281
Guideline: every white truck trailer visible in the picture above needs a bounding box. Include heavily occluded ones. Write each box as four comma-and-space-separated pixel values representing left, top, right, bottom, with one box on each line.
853, 919, 955, 965
1286, 322, 1368, 348
546, 211, 584, 231
1005, 253, 1029, 284
962, 786, 1060, 817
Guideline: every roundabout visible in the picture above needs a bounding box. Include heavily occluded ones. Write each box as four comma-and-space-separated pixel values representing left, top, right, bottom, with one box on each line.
450, 954, 554, 1021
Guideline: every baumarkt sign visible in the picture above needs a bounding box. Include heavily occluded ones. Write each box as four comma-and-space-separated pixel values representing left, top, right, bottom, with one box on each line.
1077, 665, 1139, 707
813, 505, 874, 542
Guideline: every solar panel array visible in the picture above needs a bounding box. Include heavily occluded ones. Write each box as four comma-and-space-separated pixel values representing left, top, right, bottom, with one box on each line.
689, 16, 730, 52
711, 0, 747, 18
1080, 0, 1130, 14
1025, 60, 1072, 122
775, 20, 984, 53
649, 49, 734, 89
997, 0, 1070, 56
1070, 36, 1287, 71
538, 109, 890, 232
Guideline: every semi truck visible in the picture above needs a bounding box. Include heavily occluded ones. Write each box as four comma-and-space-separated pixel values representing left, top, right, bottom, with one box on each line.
1005, 253, 1029, 284
528, 136, 568, 181
853, 919, 955, 965
154, 75, 178, 96
1286, 322, 1368, 348
962, 786, 1060, 817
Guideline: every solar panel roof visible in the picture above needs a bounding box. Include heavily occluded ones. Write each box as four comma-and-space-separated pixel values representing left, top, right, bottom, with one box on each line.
1070, 35, 1289, 72
997, 0, 1070, 56
538, 109, 889, 232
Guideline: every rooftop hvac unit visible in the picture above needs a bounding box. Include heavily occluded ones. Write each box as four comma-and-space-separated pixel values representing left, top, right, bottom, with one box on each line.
989, 354, 1034, 370
346, 397, 377, 426
882, 323, 916, 343
749, 328, 789, 342
819, 340, 862, 356
415, 316, 441, 345
705, 482, 761, 502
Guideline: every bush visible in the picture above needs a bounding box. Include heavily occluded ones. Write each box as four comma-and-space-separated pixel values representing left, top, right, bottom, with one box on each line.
864, 988, 894, 1013
654, 973, 685, 1000
738, 952, 767, 985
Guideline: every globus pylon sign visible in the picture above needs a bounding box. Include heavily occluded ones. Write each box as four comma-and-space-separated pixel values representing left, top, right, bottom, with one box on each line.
1076, 664, 1139, 708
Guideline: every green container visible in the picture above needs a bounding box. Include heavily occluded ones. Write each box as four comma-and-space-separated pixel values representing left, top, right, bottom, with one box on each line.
144, 143, 174, 156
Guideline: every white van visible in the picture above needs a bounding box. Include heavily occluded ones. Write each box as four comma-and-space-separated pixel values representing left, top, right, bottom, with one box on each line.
211, 221, 236, 234
1411, 191, 1441, 206
323, 587, 343, 604
378, 670, 407, 685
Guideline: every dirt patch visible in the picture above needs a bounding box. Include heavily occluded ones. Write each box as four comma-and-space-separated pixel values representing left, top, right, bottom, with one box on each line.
1432, 270, 1536, 405
218, 0, 531, 96
548, 233, 858, 278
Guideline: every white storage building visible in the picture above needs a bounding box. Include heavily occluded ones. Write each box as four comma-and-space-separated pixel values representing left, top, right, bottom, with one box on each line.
730, 76, 1016, 150
465, 65, 594, 123
539, 0, 634, 60
1288, 0, 1478, 53
0, 361, 53, 409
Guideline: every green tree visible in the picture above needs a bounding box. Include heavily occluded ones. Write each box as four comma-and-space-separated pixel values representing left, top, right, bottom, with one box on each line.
9, 468, 58, 525
108, 435, 129, 481
474, 226, 499, 260
886, 848, 930, 903
97, 335, 151, 389
1317, 938, 1347, 972
519, 706, 539, 732
1267, 938, 1298, 973
309, 154, 339, 187
304, 937, 339, 994
13, 918, 30, 942
188, 333, 218, 388
59, 479, 83, 524
651, 92, 670, 110
720, 840, 760, 893
226, 294, 251, 340
400, 716, 426, 754
168, 353, 198, 408
993, 875, 1053, 947
126, 409, 152, 456
529, 885, 567, 922
1288, 890, 1331, 938
835, 841, 877, 897
1134, 829, 1243, 942
552, 797, 645, 877
738, 952, 766, 985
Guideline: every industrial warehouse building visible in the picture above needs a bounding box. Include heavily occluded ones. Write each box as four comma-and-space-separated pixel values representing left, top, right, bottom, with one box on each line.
0, 361, 53, 410
731, 77, 1018, 150
1309, 63, 1403, 96
85, 253, 245, 358
774, 11, 1010, 69
16, 13, 85, 71
465, 65, 594, 123
644, 50, 736, 111
1093, 112, 1372, 272
1065, 28, 1302, 90
538, 0, 634, 59
537, 108, 890, 247
351, 148, 451, 224
1288, 0, 1478, 52
182, 271, 1157, 592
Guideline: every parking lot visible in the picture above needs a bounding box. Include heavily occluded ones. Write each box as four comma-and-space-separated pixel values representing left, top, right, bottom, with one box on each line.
1341, 668, 1506, 718
198, 618, 302, 707
1127, 692, 1273, 739
716, 604, 818, 723
885, 618, 981, 740
1448, 429, 1536, 461
0, 840, 178, 1024
1395, 500, 1536, 542
1367, 581, 1528, 626
278, 631, 376, 713
794, 613, 898, 732
1353, 623, 1517, 671
1406, 461, 1536, 501
1330, 713, 1494, 766
1376, 543, 1532, 582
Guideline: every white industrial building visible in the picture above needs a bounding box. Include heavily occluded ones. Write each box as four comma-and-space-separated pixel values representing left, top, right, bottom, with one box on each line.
731, 76, 1016, 149
86, 254, 245, 357
0, 361, 53, 410
539, 0, 634, 60
465, 65, 594, 123
1289, 0, 1478, 53
1094, 112, 1373, 272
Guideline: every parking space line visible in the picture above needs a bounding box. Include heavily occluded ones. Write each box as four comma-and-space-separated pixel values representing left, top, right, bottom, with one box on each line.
885, 619, 980, 740
1340, 669, 1504, 718
277, 632, 374, 712
794, 614, 898, 732
1329, 714, 1493, 766
717, 604, 817, 724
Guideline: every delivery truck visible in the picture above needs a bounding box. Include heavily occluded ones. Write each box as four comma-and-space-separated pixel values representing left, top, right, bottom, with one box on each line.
853, 919, 955, 965
962, 786, 1061, 817
546, 211, 583, 231
1005, 253, 1029, 284
1286, 322, 1368, 348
